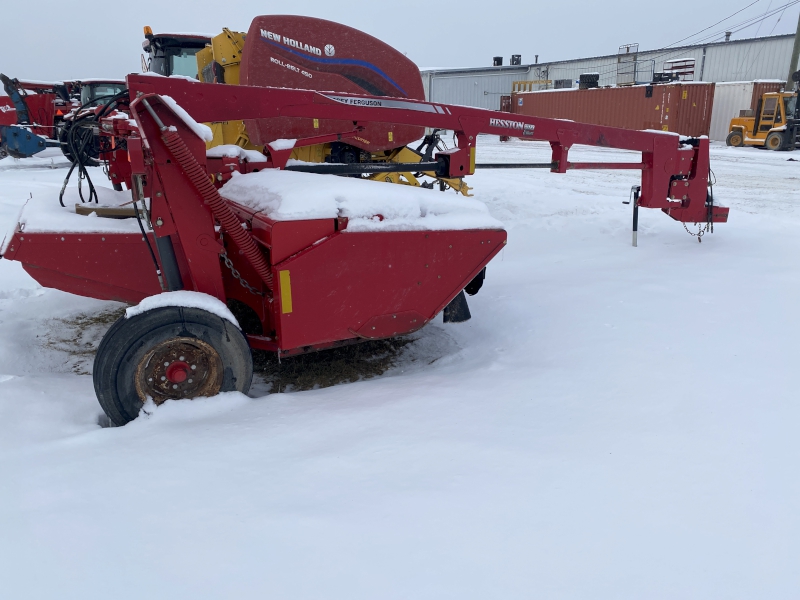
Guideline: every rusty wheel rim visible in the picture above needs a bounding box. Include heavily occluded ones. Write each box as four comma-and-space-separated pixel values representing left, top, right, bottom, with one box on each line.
134, 337, 224, 405
767, 136, 781, 150
730, 134, 742, 146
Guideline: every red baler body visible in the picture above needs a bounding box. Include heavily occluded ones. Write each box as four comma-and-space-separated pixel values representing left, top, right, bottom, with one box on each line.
240, 15, 426, 152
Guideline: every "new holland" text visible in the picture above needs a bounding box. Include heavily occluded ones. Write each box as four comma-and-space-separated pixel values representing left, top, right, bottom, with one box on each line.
261, 29, 322, 56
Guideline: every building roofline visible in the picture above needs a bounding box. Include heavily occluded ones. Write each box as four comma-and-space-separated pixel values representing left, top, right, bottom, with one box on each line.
420, 33, 794, 75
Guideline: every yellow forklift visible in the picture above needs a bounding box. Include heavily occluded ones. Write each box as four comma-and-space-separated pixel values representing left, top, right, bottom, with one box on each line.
726, 85, 799, 151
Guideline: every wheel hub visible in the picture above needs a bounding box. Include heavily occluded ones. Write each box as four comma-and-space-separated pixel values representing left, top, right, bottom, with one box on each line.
165, 361, 190, 383
134, 337, 223, 405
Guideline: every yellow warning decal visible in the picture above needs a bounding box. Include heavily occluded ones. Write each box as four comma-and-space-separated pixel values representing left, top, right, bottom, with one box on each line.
470, 146, 476, 174
388, 131, 394, 142
313, 118, 319, 129
682, 90, 688, 100
279, 270, 293, 314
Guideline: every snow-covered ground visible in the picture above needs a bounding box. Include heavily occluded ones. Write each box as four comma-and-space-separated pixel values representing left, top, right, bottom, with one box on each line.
1, 140, 798, 599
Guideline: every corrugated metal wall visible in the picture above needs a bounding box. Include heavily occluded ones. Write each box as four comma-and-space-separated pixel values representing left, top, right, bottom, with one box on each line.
422, 66, 532, 110
543, 58, 618, 88
420, 71, 431, 103
422, 34, 794, 106
510, 83, 715, 137
702, 36, 794, 81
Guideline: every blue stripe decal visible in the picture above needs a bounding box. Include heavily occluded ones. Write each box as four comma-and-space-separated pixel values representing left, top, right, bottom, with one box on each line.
260, 37, 407, 96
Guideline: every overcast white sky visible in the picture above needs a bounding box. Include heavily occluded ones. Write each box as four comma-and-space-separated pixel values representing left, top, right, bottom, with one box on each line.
2, 0, 799, 81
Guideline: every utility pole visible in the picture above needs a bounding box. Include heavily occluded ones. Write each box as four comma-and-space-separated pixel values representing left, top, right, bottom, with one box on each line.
788, 11, 800, 86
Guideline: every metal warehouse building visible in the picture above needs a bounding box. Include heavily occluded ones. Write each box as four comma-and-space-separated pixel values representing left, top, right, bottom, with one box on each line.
421, 34, 795, 110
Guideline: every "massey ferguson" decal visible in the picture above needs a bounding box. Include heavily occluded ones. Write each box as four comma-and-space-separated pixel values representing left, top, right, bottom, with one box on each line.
489, 118, 535, 135
323, 95, 439, 113
261, 29, 322, 56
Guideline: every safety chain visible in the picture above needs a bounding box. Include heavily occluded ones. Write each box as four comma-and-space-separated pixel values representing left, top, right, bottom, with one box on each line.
684, 180, 716, 244
683, 222, 711, 243
220, 252, 265, 296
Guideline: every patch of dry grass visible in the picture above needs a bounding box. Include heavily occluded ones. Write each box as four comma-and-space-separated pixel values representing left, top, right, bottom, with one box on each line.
42, 306, 442, 391
252, 337, 415, 393
43, 307, 126, 375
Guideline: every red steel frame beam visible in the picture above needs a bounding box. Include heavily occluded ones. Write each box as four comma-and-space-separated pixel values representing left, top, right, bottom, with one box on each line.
125, 75, 728, 224
567, 162, 646, 170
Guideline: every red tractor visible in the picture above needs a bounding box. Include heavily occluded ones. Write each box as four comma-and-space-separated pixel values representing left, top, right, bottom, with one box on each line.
0, 74, 126, 162
0, 74, 77, 158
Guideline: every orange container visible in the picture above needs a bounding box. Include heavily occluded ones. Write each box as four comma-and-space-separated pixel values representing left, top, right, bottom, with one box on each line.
750, 81, 785, 110
511, 82, 715, 137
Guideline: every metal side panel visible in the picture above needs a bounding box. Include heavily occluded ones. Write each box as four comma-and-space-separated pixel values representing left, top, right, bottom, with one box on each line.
271, 228, 507, 351
2, 231, 162, 304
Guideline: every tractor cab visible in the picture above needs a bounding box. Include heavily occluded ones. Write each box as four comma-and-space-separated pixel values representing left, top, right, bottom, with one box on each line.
142, 27, 212, 78
77, 80, 126, 107
727, 91, 799, 151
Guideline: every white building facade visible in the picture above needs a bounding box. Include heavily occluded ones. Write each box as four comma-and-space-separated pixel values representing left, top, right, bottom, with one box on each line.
421, 34, 796, 110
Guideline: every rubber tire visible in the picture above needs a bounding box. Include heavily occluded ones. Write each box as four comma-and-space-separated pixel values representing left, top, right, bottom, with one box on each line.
93, 306, 253, 426
726, 131, 744, 147
765, 131, 785, 151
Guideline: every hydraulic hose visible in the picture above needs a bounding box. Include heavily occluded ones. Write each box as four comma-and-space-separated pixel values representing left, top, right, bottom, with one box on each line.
160, 128, 274, 293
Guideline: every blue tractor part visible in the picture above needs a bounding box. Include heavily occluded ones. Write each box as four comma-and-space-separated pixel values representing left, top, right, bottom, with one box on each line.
0, 73, 30, 123
0, 124, 53, 158
0, 73, 60, 159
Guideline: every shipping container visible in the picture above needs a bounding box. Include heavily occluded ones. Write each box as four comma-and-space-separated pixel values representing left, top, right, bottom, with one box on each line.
707, 80, 785, 141
708, 82, 756, 141
511, 82, 715, 137
750, 81, 786, 109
